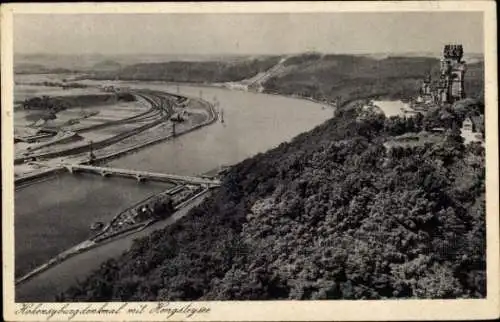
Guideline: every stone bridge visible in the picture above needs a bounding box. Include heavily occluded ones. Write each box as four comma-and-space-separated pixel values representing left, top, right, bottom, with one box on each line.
64, 164, 221, 186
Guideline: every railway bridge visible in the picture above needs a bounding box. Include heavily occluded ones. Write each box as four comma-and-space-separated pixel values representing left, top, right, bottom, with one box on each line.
63, 164, 221, 186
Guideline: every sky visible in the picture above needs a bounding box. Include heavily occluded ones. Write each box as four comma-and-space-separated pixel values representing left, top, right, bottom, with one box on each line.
14, 12, 484, 55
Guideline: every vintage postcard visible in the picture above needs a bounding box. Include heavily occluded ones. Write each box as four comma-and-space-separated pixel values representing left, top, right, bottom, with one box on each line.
2, 1, 499, 321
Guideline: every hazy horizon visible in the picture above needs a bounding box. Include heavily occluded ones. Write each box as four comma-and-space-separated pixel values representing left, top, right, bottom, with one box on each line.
14, 12, 484, 56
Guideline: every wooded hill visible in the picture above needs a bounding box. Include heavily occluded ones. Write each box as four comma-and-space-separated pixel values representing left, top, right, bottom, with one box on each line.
60, 97, 485, 301
90, 56, 282, 83
262, 54, 484, 104
86, 52, 484, 105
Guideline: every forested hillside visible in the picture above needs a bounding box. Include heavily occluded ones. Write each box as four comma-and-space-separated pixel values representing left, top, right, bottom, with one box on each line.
263, 54, 484, 103
60, 98, 485, 301
90, 56, 282, 83
85, 53, 484, 106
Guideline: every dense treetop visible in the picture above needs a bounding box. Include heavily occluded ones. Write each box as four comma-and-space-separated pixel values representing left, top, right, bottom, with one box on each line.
60, 97, 485, 301
55, 53, 486, 301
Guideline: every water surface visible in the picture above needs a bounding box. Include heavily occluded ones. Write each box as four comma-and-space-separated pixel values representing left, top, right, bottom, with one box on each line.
14, 80, 331, 299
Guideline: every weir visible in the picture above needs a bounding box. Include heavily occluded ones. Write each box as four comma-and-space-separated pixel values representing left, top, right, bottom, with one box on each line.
63, 164, 221, 186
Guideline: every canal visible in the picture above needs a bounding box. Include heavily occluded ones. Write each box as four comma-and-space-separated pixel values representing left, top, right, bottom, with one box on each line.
14, 81, 332, 301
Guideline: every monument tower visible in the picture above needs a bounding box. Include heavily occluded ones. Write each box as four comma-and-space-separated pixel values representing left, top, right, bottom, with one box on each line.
437, 44, 467, 104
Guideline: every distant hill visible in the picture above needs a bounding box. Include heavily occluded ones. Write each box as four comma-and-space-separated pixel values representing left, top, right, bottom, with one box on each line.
92, 60, 122, 72
81, 52, 483, 102
14, 63, 48, 74
14, 63, 76, 75
13, 53, 267, 73
90, 56, 283, 83
262, 53, 484, 102
15, 54, 101, 73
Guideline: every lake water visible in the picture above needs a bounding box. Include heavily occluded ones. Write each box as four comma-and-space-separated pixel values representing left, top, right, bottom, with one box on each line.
14, 79, 331, 300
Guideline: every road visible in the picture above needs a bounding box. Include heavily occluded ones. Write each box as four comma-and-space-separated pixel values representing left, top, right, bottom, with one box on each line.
15, 190, 210, 302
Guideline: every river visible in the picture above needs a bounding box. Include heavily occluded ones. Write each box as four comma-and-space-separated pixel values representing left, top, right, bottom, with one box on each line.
14, 80, 332, 301
15, 174, 172, 277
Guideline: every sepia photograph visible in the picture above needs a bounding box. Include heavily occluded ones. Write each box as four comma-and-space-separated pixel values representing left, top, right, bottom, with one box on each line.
2, 1, 498, 321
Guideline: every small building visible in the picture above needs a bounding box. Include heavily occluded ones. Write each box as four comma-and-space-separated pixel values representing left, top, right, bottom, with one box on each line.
462, 116, 484, 134
461, 116, 484, 144
462, 117, 474, 133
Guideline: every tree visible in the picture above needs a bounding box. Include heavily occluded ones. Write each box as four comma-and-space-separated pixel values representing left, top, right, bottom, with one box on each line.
415, 263, 464, 298
150, 195, 174, 219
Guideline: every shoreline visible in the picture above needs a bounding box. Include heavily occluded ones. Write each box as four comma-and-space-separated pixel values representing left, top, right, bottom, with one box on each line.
106, 78, 340, 109
14, 82, 334, 300
15, 190, 212, 302
13, 90, 218, 284
14, 91, 218, 190
13, 91, 173, 165
15, 187, 213, 286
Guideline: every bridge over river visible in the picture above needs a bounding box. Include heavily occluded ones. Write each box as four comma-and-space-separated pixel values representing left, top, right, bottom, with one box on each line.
15, 81, 332, 302
63, 164, 221, 186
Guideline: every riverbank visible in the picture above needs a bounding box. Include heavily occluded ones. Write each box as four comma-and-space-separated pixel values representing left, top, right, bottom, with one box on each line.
14, 81, 332, 301
13, 92, 171, 165
13, 89, 218, 278
16, 188, 213, 302
15, 185, 211, 286
90, 93, 217, 164
14, 91, 217, 189
60, 94, 486, 301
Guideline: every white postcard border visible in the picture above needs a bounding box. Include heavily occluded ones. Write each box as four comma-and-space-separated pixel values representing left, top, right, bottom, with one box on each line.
2, 1, 498, 321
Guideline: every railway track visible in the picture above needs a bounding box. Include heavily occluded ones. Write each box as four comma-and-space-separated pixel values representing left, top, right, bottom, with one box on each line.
14, 90, 175, 164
